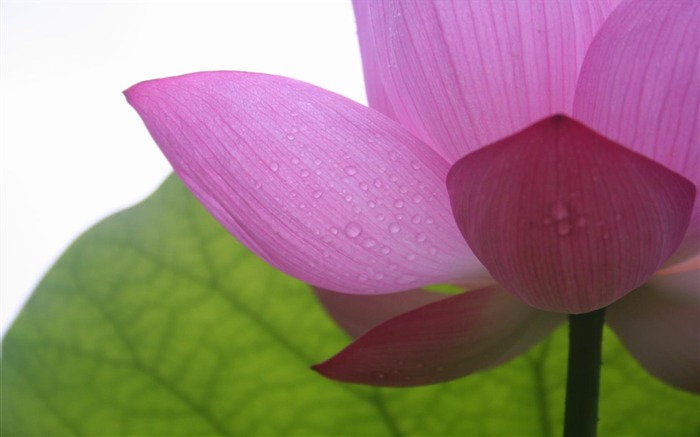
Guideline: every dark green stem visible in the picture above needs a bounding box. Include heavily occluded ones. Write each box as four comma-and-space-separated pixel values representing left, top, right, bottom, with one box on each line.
563, 307, 606, 437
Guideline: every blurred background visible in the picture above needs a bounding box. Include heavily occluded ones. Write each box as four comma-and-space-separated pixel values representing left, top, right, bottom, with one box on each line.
1, 0, 366, 335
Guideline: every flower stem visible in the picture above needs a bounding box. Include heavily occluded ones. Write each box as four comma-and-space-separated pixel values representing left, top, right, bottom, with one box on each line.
563, 307, 606, 437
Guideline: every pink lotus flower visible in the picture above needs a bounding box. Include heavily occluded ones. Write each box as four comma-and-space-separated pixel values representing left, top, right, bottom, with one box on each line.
125, 0, 699, 391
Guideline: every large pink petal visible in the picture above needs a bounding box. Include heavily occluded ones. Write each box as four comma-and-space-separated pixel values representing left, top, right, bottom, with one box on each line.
352, 0, 617, 163
573, 0, 700, 264
607, 261, 700, 393
126, 72, 488, 295
447, 116, 696, 313
313, 286, 563, 387
314, 287, 448, 338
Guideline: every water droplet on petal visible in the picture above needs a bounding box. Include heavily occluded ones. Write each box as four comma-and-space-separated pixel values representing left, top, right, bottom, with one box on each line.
411, 161, 421, 170
551, 201, 569, 220
411, 215, 423, 224
312, 190, 322, 199
415, 232, 427, 242
428, 247, 437, 256
359, 181, 369, 191
398, 275, 417, 284
300, 169, 310, 178
345, 166, 357, 176
412, 194, 422, 203
362, 238, 377, 248
270, 162, 280, 172
557, 221, 573, 236
374, 178, 383, 188
344, 194, 353, 202
380, 246, 392, 255
291, 157, 300, 165
367, 200, 376, 209
330, 227, 339, 235
394, 200, 405, 208
389, 223, 401, 233
345, 222, 363, 238
575, 216, 587, 227
372, 371, 387, 379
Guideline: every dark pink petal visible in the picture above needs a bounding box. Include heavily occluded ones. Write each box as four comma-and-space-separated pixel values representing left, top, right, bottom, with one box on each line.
352, 0, 617, 162
314, 287, 448, 338
313, 286, 563, 387
126, 72, 488, 295
574, 0, 700, 264
608, 260, 700, 393
447, 116, 696, 313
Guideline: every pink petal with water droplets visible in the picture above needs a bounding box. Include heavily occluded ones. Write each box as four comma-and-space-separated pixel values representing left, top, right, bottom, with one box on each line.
313, 286, 563, 387
447, 116, 696, 313
126, 72, 487, 295
314, 287, 448, 338
574, 0, 700, 264
352, 0, 617, 162
608, 260, 700, 393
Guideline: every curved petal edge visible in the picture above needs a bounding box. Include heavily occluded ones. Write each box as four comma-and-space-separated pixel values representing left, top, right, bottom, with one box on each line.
313, 286, 563, 387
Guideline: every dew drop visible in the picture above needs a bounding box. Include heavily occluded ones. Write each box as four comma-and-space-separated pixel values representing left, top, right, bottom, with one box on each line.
344, 194, 353, 202
412, 194, 423, 204
269, 162, 280, 172
375, 273, 385, 280
380, 246, 392, 255
425, 217, 434, 225
345, 222, 363, 238
330, 227, 339, 235
389, 151, 398, 161
436, 366, 445, 373
291, 157, 300, 165
394, 200, 405, 209
286, 134, 295, 140
362, 238, 377, 248
372, 371, 387, 380
411, 161, 421, 170
415, 232, 427, 242
389, 223, 401, 233
359, 181, 369, 191
358, 274, 368, 282
312, 190, 323, 199
376, 214, 386, 222
398, 275, 417, 284
399, 186, 408, 194
411, 215, 423, 224
551, 201, 569, 220
557, 221, 573, 236
428, 247, 437, 256
389, 174, 399, 182
300, 169, 310, 178
407, 253, 416, 261
367, 200, 376, 209
374, 178, 383, 188
345, 166, 358, 176
575, 216, 587, 227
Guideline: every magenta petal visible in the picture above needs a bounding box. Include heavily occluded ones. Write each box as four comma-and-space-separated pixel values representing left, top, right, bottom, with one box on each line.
314, 287, 448, 338
573, 0, 700, 263
447, 116, 696, 313
352, 0, 617, 162
126, 72, 487, 294
313, 286, 563, 387
608, 264, 700, 393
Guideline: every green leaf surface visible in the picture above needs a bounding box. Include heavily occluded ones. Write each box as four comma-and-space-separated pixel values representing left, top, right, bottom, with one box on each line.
2, 175, 698, 436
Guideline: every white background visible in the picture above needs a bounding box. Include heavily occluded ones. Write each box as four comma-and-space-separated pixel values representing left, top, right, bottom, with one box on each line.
1, 0, 366, 335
